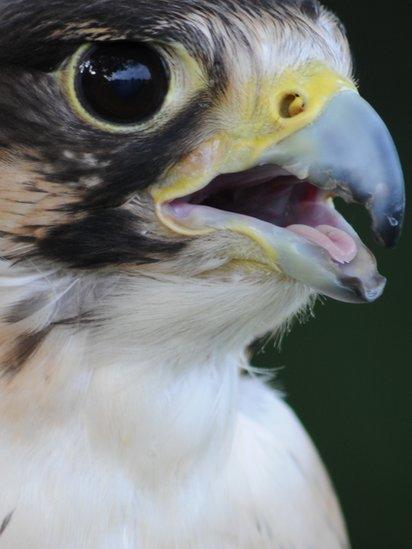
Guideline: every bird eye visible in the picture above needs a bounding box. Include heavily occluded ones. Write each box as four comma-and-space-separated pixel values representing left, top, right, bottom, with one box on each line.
74, 42, 169, 126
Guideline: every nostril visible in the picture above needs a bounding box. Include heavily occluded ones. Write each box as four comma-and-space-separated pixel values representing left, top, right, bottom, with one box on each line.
280, 93, 306, 118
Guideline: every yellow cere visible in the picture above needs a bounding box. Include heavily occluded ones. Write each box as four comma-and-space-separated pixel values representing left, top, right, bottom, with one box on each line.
153, 61, 356, 206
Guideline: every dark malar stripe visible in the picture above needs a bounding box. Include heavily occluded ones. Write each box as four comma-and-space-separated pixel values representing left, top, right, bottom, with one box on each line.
37, 209, 186, 268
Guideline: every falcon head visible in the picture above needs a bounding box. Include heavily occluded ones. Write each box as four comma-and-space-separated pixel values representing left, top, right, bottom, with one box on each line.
0, 0, 405, 372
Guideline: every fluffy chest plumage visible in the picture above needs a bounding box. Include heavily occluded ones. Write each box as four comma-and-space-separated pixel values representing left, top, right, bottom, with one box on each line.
0, 351, 347, 548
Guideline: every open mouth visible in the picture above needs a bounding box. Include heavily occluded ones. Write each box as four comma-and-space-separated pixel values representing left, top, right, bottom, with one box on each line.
168, 165, 358, 265
154, 91, 404, 304
159, 163, 386, 303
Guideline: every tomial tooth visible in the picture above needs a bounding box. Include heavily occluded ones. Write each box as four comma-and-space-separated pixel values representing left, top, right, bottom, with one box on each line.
267, 91, 405, 247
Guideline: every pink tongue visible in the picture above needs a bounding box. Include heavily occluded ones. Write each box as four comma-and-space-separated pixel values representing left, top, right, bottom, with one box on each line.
287, 224, 358, 264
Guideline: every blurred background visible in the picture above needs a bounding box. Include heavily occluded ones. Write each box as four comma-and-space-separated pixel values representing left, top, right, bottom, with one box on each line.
252, 1, 411, 547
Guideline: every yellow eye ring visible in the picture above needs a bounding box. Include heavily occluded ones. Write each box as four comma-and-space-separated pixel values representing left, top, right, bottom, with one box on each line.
60, 42, 175, 133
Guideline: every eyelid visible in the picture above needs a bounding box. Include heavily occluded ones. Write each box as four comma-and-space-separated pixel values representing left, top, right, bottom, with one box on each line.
60, 42, 175, 133
59, 41, 208, 134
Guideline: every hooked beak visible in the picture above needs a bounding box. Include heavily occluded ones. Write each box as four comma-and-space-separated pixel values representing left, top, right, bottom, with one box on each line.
153, 65, 405, 304
269, 91, 405, 248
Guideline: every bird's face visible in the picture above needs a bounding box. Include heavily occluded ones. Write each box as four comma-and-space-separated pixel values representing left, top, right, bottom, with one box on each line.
0, 0, 405, 359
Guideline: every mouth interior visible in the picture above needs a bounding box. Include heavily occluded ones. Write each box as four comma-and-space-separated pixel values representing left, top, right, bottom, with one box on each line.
170, 165, 359, 265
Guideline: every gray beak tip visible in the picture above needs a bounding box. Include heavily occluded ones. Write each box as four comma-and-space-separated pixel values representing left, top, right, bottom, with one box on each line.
374, 206, 405, 248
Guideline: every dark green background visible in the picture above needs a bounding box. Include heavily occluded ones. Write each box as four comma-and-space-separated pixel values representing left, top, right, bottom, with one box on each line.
252, 2, 411, 548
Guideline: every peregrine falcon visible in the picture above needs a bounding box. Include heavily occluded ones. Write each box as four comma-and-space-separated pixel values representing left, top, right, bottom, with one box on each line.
0, 0, 405, 548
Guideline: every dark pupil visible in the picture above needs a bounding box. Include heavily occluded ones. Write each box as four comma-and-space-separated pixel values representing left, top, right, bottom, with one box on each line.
77, 43, 168, 124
